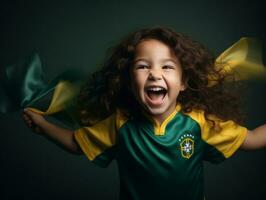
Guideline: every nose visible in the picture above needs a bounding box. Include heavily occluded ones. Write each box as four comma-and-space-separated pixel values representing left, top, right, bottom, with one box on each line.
148, 69, 162, 81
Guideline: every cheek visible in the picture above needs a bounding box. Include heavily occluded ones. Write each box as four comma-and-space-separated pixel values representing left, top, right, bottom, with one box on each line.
166, 73, 183, 88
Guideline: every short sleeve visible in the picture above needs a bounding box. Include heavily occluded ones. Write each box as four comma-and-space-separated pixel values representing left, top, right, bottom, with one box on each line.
186, 110, 248, 163
74, 113, 119, 168
200, 113, 248, 163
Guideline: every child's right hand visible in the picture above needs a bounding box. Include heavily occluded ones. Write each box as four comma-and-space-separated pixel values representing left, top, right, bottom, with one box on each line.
22, 108, 81, 154
23, 108, 46, 134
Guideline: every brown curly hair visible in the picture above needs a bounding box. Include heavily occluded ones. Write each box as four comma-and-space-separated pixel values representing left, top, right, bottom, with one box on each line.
78, 27, 246, 127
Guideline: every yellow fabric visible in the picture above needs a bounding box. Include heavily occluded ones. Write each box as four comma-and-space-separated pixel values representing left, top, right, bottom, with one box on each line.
74, 111, 128, 161
27, 38, 265, 117
28, 80, 79, 115
209, 37, 266, 86
186, 110, 247, 158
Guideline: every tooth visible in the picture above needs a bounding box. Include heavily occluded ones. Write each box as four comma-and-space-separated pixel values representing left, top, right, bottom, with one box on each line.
149, 88, 159, 91
147, 87, 164, 90
147, 87, 166, 92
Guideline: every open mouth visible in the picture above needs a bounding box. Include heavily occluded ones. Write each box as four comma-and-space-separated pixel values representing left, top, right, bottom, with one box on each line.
145, 86, 167, 106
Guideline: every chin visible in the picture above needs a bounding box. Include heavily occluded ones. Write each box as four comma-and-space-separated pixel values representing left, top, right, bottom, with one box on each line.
144, 105, 168, 117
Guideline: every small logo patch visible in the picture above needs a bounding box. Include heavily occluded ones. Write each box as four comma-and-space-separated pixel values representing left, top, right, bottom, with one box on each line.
178, 133, 195, 159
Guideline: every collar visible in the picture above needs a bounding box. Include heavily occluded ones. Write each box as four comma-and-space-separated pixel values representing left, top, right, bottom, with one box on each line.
142, 103, 181, 136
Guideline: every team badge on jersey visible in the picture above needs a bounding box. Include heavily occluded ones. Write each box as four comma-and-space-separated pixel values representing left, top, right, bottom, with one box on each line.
178, 133, 195, 159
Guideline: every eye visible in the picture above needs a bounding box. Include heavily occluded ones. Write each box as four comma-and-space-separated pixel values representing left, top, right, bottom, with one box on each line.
162, 65, 175, 70
136, 64, 149, 69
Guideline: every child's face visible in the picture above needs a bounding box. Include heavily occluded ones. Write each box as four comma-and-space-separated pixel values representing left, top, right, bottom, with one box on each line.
130, 39, 186, 123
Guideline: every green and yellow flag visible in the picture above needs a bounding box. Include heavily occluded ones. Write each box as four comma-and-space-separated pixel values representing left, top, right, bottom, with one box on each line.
0, 38, 265, 128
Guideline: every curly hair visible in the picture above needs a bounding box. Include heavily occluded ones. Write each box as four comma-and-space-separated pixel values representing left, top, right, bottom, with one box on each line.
77, 27, 246, 127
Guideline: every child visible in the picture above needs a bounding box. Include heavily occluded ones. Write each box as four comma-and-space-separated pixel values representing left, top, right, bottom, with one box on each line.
23, 27, 266, 200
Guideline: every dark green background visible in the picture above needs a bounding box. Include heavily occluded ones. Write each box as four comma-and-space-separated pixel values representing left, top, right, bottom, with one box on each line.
1, 0, 266, 200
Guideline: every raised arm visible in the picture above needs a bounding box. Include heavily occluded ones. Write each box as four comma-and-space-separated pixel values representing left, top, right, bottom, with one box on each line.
241, 124, 266, 150
23, 108, 83, 154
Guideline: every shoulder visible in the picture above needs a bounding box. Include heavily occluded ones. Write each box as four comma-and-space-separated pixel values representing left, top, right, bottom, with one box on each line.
183, 108, 247, 139
183, 108, 245, 130
182, 108, 205, 126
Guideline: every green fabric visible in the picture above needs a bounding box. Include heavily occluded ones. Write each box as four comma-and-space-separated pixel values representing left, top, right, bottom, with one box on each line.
1, 37, 265, 128
92, 112, 224, 200
0, 54, 46, 112
0, 53, 86, 128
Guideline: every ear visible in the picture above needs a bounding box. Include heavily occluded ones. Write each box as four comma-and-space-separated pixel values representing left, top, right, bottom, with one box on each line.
180, 83, 186, 91
180, 78, 187, 91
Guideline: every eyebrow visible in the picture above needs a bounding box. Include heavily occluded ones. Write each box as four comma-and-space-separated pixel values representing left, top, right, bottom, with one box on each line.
161, 58, 179, 64
134, 58, 178, 65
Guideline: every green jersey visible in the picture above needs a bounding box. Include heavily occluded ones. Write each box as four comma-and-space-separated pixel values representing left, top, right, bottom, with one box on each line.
74, 104, 247, 200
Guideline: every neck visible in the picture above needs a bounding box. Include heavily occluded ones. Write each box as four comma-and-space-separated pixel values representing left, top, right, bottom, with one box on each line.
152, 115, 167, 126
142, 103, 181, 126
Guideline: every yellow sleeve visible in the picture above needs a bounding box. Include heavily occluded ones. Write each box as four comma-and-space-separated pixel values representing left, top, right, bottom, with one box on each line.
74, 113, 117, 167
187, 110, 248, 162
74, 110, 127, 167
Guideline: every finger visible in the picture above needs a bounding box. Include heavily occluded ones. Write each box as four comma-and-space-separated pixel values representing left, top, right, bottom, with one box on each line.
27, 119, 32, 124
22, 116, 32, 127
23, 108, 33, 116
23, 114, 32, 123
23, 114, 30, 121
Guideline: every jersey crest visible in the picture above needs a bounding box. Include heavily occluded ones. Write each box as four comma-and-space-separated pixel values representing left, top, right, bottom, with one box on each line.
178, 133, 195, 159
